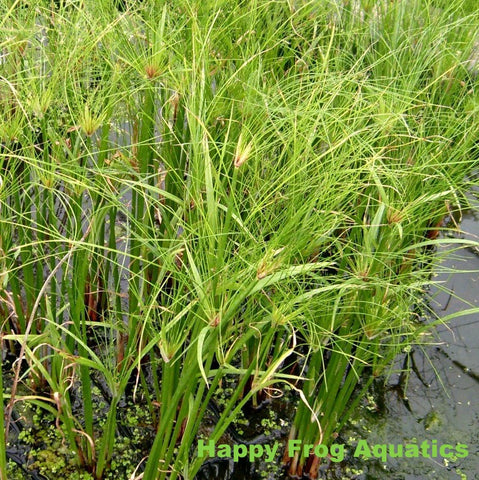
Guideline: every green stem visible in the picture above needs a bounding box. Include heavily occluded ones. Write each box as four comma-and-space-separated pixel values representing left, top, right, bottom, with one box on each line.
95, 397, 119, 479
0, 364, 7, 480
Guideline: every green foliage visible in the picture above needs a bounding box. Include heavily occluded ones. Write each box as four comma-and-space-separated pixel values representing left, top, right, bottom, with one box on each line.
0, 0, 478, 479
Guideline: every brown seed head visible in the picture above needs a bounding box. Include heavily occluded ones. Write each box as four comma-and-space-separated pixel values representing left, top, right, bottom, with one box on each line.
145, 64, 161, 79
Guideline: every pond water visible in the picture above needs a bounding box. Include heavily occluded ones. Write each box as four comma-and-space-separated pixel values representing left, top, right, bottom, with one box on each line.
361, 200, 479, 480
317, 197, 479, 479
197, 199, 479, 480
4, 198, 478, 480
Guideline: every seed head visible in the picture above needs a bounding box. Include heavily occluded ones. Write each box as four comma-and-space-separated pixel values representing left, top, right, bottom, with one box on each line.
79, 104, 103, 137
145, 63, 161, 79
234, 134, 253, 169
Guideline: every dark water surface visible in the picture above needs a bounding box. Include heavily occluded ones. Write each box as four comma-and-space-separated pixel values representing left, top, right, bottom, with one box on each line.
199, 203, 479, 480
5, 202, 478, 480
323, 201, 479, 479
